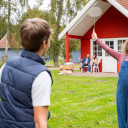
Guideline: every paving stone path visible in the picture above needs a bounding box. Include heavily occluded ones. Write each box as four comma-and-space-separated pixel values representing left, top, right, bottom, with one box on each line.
71, 72, 118, 77
48, 66, 118, 77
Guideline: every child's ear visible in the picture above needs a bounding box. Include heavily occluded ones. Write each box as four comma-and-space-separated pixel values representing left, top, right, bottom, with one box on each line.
41, 40, 46, 47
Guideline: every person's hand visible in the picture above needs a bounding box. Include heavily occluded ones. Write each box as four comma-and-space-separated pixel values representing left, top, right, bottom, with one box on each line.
92, 30, 98, 41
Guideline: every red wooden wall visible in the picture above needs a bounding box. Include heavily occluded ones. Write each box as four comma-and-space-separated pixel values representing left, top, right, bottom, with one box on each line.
81, 39, 90, 59
81, 6, 128, 72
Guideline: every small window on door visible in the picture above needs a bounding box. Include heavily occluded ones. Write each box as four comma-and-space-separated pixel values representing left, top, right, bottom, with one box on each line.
118, 40, 126, 53
93, 41, 102, 56
105, 41, 114, 56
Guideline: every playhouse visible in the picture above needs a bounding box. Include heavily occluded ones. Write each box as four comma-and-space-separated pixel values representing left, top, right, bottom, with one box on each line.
59, 0, 128, 73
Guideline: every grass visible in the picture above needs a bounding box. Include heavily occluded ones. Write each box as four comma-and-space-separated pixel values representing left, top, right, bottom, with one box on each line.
45, 60, 80, 69
46, 60, 55, 66
45, 59, 62, 66
0, 61, 3, 68
48, 70, 118, 128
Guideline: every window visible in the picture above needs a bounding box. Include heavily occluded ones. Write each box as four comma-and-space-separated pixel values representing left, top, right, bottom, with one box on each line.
118, 40, 126, 53
93, 41, 102, 56
105, 41, 114, 56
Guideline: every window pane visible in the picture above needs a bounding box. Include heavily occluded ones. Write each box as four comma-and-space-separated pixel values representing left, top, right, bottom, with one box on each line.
105, 41, 109, 46
93, 41, 96, 45
118, 50, 122, 53
117, 40, 127, 53
118, 46, 122, 50
118, 40, 122, 45
98, 52, 102, 56
93, 50, 97, 53
93, 46, 97, 51
123, 40, 126, 43
110, 45, 114, 49
110, 41, 114, 46
93, 52, 97, 56
105, 52, 109, 56
98, 46, 102, 50
93, 41, 102, 57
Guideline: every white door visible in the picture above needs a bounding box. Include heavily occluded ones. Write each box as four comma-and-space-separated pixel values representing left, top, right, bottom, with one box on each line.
102, 40, 117, 73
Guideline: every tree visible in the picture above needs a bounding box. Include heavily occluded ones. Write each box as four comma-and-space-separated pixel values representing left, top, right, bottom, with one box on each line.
61, 39, 80, 60
0, 0, 89, 65
0, 0, 29, 63
50, 0, 64, 67
11, 7, 50, 49
0, 0, 45, 63
0, 16, 7, 40
50, 0, 89, 66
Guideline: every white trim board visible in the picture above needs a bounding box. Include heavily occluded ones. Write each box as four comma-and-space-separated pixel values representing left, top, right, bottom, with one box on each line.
95, 37, 128, 40
58, 0, 96, 40
59, 0, 128, 40
107, 0, 128, 18
68, 1, 99, 35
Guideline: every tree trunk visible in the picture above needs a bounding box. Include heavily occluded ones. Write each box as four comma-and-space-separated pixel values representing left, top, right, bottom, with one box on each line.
5, 26, 9, 57
54, 57, 59, 67
4, 0, 10, 63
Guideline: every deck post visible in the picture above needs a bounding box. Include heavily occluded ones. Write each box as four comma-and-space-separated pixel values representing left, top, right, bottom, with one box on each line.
66, 32, 69, 62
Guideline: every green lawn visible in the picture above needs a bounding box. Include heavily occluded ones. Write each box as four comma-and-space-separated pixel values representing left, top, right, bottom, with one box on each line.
46, 60, 55, 66
45, 59, 80, 67
48, 70, 118, 128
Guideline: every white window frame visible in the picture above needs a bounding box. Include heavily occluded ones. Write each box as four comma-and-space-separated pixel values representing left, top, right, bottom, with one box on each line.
90, 40, 102, 60
91, 37, 128, 58
102, 39, 116, 57
91, 38, 128, 73
117, 39, 127, 53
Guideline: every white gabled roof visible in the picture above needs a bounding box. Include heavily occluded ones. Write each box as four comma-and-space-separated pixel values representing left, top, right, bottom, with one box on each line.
58, 0, 96, 40
59, 0, 128, 40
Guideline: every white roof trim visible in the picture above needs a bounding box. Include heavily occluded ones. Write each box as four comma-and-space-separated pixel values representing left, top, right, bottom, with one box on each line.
58, 0, 96, 40
59, 0, 128, 40
107, 0, 128, 18
68, 1, 99, 35
0, 34, 7, 43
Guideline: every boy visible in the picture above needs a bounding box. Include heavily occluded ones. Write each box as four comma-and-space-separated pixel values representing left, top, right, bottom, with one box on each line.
0, 18, 53, 128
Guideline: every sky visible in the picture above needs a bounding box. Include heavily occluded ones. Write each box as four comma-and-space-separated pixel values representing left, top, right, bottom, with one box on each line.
29, 0, 51, 11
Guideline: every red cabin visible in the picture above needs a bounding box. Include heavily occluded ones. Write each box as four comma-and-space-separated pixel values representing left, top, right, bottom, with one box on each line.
59, 0, 128, 73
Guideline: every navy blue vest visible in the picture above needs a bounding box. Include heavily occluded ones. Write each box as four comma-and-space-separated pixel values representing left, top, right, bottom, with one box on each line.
0, 50, 53, 128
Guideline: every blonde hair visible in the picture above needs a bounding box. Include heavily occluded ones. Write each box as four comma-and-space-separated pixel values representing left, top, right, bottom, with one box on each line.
123, 40, 128, 55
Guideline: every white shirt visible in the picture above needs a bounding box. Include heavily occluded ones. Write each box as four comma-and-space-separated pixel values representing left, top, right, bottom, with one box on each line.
0, 64, 51, 107
85, 58, 88, 64
65, 62, 74, 65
